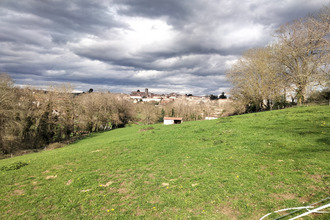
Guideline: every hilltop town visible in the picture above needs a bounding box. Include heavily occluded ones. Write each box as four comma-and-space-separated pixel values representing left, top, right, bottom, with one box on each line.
129, 88, 228, 104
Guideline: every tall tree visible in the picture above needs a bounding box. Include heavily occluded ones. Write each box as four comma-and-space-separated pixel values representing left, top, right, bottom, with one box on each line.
227, 46, 286, 112
274, 5, 330, 104
219, 92, 227, 99
52, 84, 75, 139
0, 74, 20, 153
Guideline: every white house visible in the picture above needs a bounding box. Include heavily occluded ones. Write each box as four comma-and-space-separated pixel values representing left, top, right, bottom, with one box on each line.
163, 117, 183, 125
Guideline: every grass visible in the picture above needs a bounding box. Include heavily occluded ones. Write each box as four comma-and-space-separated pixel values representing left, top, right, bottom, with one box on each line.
0, 105, 329, 219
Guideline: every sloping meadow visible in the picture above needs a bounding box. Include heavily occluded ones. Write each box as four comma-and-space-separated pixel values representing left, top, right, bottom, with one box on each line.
0, 106, 329, 219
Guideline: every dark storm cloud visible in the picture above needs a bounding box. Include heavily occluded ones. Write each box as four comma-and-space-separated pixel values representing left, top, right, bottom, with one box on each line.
0, 0, 327, 95
0, 0, 126, 89
113, 0, 191, 24
0, 0, 123, 42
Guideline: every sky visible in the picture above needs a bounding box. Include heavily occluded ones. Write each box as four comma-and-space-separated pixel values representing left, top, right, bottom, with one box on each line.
0, 0, 328, 95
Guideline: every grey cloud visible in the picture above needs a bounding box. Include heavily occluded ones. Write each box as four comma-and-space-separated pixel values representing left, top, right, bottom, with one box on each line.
113, 0, 192, 24
0, 0, 327, 95
72, 42, 229, 76
0, 0, 123, 44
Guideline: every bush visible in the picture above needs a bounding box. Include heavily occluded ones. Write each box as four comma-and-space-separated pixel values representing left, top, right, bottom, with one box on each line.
307, 89, 330, 104
0, 161, 28, 171
46, 142, 65, 150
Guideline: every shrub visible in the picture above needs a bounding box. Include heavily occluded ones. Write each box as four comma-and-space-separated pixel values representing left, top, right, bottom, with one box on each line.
46, 142, 65, 150
0, 161, 28, 171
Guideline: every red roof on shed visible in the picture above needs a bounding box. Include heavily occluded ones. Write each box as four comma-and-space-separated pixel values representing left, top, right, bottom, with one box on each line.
164, 117, 183, 120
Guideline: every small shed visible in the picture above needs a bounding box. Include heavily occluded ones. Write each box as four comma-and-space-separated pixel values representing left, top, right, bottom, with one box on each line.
163, 117, 183, 125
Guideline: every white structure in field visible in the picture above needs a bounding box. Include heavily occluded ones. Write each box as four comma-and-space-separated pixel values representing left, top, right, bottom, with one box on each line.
205, 117, 218, 120
163, 117, 183, 125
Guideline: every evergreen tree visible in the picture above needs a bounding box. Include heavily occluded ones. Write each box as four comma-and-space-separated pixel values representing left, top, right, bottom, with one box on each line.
219, 92, 227, 99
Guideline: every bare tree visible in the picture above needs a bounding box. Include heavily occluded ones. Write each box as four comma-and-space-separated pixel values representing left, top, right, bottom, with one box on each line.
0, 74, 21, 153
274, 5, 330, 104
111, 96, 135, 128
227, 46, 286, 112
75, 92, 134, 131
17, 87, 41, 149
51, 84, 75, 139
137, 102, 159, 125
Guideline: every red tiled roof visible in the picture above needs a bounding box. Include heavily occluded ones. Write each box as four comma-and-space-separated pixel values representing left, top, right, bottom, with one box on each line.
164, 117, 183, 120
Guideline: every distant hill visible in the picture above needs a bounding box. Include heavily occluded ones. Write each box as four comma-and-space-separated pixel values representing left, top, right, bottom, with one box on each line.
0, 106, 329, 219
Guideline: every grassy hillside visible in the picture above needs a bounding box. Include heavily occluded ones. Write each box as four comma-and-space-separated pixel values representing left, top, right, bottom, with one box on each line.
0, 106, 329, 219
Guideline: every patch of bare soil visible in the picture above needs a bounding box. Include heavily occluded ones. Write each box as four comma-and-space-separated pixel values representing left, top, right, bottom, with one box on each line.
135, 208, 145, 216
80, 189, 91, 192
118, 188, 128, 194
274, 182, 285, 189
215, 205, 239, 220
299, 197, 310, 203
13, 189, 25, 195
45, 175, 57, 180
310, 174, 322, 182
100, 181, 113, 187
270, 193, 295, 200
105, 181, 114, 187
308, 185, 319, 191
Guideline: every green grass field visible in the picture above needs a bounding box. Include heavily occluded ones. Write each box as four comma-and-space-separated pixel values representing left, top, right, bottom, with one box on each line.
0, 106, 329, 219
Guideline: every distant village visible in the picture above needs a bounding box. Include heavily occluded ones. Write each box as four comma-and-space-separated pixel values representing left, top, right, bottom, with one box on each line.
129, 88, 228, 104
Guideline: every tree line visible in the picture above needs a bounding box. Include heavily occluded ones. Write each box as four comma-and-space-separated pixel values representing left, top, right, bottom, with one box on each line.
227, 5, 329, 113
0, 74, 134, 155
135, 98, 231, 125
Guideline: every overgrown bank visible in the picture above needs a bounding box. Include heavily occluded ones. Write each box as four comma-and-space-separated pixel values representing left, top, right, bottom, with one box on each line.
0, 74, 135, 155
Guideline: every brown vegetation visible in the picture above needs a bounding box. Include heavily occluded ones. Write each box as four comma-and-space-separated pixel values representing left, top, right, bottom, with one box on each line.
0, 74, 135, 155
